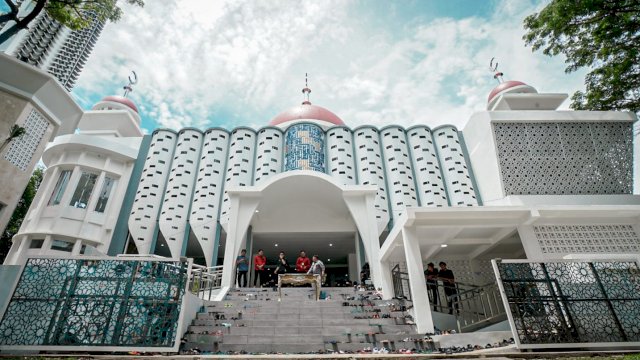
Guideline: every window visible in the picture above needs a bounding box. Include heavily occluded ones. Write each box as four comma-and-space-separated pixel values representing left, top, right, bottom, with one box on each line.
48, 170, 72, 205
51, 239, 74, 252
69, 171, 98, 209
94, 177, 115, 213
29, 239, 44, 249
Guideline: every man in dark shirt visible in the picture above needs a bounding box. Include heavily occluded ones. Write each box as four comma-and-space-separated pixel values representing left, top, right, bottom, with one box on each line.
424, 262, 439, 311
236, 249, 249, 287
439, 262, 458, 314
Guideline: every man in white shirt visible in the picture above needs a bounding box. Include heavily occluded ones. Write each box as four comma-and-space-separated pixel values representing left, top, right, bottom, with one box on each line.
307, 255, 325, 277
307, 255, 326, 296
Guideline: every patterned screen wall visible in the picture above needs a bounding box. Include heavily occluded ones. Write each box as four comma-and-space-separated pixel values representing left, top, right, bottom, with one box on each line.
495, 259, 640, 347
533, 225, 640, 254
493, 122, 633, 195
0, 258, 188, 349
4, 110, 50, 171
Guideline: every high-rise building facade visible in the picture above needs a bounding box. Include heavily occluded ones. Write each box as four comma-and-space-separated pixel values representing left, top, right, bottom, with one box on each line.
0, 1, 105, 91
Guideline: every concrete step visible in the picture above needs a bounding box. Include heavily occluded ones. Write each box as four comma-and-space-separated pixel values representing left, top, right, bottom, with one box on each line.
195, 316, 405, 324
218, 343, 327, 353
186, 287, 418, 354
188, 324, 415, 336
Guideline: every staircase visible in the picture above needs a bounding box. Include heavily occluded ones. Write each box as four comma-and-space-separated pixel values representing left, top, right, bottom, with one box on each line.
183, 287, 434, 354
452, 283, 507, 333
391, 265, 508, 333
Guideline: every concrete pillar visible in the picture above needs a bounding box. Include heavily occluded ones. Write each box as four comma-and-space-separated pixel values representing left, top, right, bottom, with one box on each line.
71, 239, 83, 255
348, 253, 357, 282
220, 191, 260, 289
379, 259, 395, 300
402, 227, 434, 333
355, 232, 364, 277
343, 189, 385, 292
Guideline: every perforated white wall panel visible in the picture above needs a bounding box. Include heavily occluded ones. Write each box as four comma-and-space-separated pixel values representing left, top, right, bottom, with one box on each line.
533, 225, 640, 254
381, 126, 418, 218
129, 130, 176, 254
254, 128, 283, 184
159, 129, 202, 258
189, 129, 229, 265
4, 109, 49, 171
354, 127, 390, 228
327, 127, 356, 185
407, 126, 448, 207
220, 128, 256, 223
433, 126, 478, 206
493, 122, 633, 195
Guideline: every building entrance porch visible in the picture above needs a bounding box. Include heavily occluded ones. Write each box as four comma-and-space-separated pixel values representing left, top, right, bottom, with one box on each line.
217, 170, 389, 299
249, 232, 359, 287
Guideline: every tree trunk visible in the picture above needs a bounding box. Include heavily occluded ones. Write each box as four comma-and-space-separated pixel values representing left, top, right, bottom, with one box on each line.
0, 0, 46, 45
0, 23, 21, 44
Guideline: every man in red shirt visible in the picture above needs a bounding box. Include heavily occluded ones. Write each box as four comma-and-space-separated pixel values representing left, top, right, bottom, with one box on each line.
253, 249, 267, 287
295, 250, 311, 273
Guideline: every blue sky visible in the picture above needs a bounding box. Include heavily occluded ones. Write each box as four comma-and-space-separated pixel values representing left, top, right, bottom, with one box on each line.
70, 0, 586, 133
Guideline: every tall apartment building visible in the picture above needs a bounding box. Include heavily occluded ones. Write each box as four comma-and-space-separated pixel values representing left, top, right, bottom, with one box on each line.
0, 0, 105, 91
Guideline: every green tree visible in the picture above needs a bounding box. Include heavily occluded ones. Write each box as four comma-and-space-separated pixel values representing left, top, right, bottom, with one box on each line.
0, 167, 43, 262
523, 0, 640, 112
0, 0, 144, 45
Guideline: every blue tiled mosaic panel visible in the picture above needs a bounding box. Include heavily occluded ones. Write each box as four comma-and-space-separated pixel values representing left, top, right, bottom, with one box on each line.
284, 123, 325, 172
0, 258, 188, 347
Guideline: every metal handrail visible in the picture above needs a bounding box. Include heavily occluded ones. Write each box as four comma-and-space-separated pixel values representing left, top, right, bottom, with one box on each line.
189, 265, 224, 301
450, 282, 507, 333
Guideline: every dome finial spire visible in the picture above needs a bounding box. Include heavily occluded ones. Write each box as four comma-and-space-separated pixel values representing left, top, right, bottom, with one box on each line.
122, 70, 138, 98
489, 57, 504, 84
302, 73, 312, 105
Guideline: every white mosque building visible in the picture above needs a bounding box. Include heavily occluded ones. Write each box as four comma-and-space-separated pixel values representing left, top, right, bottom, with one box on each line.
2, 55, 640, 337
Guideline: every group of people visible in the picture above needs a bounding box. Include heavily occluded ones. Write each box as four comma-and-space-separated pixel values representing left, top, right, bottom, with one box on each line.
235, 249, 326, 287
424, 262, 458, 314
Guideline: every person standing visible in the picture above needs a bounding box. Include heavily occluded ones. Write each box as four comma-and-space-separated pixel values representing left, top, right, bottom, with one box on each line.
424, 262, 439, 311
307, 255, 325, 278
438, 262, 458, 314
236, 249, 249, 287
295, 250, 311, 273
274, 251, 289, 275
253, 249, 266, 287
307, 255, 326, 297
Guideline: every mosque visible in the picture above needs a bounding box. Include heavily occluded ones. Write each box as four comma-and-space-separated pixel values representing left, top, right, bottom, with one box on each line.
1, 53, 639, 350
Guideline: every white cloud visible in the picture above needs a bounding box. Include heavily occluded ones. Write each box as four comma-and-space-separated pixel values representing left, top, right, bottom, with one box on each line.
75, 0, 587, 131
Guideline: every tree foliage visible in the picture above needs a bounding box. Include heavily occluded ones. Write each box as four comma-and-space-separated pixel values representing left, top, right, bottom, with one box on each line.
523, 0, 640, 112
0, 0, 144, 44
0, 167, 43, 262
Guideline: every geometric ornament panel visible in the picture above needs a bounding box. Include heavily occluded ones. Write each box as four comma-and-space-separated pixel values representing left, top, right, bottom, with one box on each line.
0, 258, 188, 348
3, 109, 50, 171
534, 225, 640, 254
493, 122, 633, 195
496, 260, 640, 346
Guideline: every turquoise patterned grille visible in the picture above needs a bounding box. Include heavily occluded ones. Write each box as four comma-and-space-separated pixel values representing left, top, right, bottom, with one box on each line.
0, 257, 188, 348
284, 123, 325, 172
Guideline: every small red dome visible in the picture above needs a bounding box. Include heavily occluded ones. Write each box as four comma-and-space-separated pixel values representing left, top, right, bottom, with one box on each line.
487, 80, 530, 102
270, 103, 344, 126
101, 95, 139, 113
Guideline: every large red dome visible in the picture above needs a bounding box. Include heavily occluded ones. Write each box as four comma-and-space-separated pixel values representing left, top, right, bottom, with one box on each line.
101, 95, 139, 113
269, 103, 344, 126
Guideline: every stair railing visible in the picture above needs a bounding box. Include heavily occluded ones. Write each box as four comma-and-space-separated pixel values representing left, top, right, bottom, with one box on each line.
391, 264, 411, 301
189, 264, 224, 301
450, 282, 506, 333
